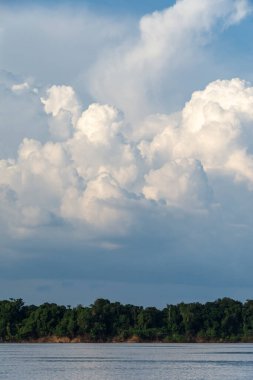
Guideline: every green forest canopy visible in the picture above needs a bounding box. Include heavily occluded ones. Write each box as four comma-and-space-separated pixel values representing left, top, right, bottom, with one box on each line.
0, 297, 253, 342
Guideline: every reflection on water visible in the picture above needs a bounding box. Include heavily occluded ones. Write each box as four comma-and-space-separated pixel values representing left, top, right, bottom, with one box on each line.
0, 343, 253, 380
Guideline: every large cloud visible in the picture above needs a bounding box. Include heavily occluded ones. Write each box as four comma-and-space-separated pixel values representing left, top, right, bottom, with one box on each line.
2, 77, 253, 237
89, 0, 250, 119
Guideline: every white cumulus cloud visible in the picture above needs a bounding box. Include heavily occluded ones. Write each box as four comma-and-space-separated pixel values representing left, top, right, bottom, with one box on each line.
89, 0, 251, 119
1, 76, 253, 238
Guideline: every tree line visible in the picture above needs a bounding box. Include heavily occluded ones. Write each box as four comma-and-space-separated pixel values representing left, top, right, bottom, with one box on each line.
0, 297, 253, 342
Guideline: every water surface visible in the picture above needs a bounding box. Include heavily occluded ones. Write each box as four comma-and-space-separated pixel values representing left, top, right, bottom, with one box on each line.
0, 343, 252, 379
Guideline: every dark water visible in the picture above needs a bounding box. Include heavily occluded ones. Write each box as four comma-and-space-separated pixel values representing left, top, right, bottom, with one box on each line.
0, 343, 253, 379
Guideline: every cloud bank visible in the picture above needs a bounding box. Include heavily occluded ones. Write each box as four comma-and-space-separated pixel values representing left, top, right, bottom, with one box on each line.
2, 76, 253, 233
89, 0, 251, 119
0, 0, 253, 305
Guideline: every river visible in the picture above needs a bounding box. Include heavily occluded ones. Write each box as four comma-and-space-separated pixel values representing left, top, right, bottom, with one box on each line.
0, 343, 253, 379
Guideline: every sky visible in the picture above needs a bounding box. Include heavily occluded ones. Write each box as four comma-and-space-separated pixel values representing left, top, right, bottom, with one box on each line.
1, 0, 253, 307
0, 0, 175, 14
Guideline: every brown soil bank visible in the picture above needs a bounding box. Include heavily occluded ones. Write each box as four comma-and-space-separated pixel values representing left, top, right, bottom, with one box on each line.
11, 335, 253, 344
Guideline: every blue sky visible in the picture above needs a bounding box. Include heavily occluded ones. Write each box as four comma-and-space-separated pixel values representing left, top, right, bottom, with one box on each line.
1, 0, 253, 307
0, 0, 176, 14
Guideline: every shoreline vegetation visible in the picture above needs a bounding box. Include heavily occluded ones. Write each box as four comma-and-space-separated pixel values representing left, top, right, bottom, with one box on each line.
0, 298, 253, 343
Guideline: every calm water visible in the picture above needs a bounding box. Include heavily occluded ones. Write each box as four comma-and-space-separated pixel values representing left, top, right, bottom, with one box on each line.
0, 343, 253, 379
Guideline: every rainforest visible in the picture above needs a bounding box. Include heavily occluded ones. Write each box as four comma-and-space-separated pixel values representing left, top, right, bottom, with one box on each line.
0, 298, 252, 343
